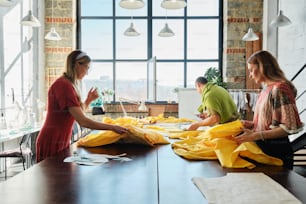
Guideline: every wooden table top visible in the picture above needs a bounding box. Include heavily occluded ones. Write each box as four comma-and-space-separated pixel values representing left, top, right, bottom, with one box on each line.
1, 142, 306, 204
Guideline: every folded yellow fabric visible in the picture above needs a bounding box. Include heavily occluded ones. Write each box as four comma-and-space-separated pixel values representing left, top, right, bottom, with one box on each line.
168, 130, 201, 139
77, 130, 124, 147
77, 124, 169, 147
172, 120, 283, 169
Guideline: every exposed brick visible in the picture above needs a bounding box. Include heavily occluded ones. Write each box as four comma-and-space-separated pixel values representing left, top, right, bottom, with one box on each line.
45, 47, 73, 53
45, 17, 75, 24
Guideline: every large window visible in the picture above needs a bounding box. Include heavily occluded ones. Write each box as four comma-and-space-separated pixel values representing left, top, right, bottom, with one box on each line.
0, 0, 40, 127
78, 0, 222, 102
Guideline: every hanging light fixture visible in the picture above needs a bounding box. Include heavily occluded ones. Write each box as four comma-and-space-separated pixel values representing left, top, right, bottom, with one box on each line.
161, 0, 187, 9
242, 26, 259, 41
159, 9, 174, 37
45, 0, 61, 41
21, 10, 41, 27
0, 0, 14, 7
119, 0, 145, 9
124, 22, 140, 36
159, 23, 175, 37
270, 0, 291, 27
20, 0, 41, 27
270, 10, 292, 27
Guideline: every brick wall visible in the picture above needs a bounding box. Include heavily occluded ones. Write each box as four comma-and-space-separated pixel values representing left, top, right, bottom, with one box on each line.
44, 0, 76, 92
224, 0, 263, 89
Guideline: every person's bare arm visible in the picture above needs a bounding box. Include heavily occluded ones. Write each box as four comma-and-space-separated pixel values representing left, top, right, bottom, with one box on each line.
187, 114, 220, 130
82, 87, 99, 110
234, 126, 288, 143
68, 106, 128, 134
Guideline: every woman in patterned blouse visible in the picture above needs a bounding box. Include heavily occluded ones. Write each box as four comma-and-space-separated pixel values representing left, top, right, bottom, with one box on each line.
235, 50, 304, 169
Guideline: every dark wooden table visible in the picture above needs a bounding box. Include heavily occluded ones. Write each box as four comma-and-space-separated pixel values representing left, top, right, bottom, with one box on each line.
1, 142, 306, 204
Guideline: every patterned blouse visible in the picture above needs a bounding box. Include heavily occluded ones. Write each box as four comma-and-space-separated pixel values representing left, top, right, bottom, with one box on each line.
253, 82, 304, 134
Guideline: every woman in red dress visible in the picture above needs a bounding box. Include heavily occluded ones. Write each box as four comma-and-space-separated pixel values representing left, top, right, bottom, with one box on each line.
36, 50, 128, 162
235, 50, 304, 169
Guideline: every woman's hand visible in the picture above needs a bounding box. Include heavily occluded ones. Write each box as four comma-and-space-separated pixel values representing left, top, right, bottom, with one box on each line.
241, 120, 254, 129
111, 125, 129, 134
86, 87, 99, 103
234, 128, 258, 143
83, 87, 99, 109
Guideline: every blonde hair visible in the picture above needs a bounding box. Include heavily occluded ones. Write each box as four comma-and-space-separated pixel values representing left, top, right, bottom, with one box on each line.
63, 50, 91, 102
247, 50, 297, 97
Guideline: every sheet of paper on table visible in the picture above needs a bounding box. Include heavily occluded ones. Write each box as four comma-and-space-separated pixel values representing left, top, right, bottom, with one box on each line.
64, 153, 132, 166
192, 172, 302, 204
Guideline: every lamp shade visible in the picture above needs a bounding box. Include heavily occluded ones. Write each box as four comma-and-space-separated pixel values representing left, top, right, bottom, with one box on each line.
45, 27, 61, 41
124, 23, 140, 36
0, 0, 14, 7
242, 27, 259, 41
119, 0, 145, 9
20, 10, 41, 27
270, 10, 292, 27
138, 101, 147, 111
161, 0, 187, 9
159, 23, 175, 37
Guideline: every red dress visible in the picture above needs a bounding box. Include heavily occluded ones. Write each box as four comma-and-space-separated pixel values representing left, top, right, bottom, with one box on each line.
36, 76, 80, 162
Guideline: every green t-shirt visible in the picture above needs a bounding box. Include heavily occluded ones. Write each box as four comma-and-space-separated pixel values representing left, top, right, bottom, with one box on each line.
197, 82, 239, 124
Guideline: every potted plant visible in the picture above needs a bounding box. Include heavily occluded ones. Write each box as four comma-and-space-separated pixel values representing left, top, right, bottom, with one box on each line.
204, 67, 227, 89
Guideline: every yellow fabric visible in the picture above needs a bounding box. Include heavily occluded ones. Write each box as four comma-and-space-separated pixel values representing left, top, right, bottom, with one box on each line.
172, 120, 283, 169
77, 124, 169, 147
169, 130, 201, 139
77, 130, 124, 147
102, 115, 195, 126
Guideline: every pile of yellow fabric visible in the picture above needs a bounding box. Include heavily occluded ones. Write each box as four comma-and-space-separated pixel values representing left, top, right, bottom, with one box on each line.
172, 120, 283, 169
77, 124, 169, 147
77, 116, 173, 147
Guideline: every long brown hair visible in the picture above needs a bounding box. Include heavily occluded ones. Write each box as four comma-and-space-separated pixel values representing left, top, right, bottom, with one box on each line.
247, 50, 297, 97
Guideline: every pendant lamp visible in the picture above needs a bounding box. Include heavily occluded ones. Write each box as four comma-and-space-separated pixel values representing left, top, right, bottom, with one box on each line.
20, 0, 41, 27
161, 0, 187, 9
0, 0, 14, 7
45, 0, 61, 41
21, 10, 41, 27
159, 9, 174, 37
270, 0, 291, 27
119, 0, 145, 9
124, 22, 140, 36
242, 26, 259, 41
159, 23, 175, 37
270, 10, 292, 27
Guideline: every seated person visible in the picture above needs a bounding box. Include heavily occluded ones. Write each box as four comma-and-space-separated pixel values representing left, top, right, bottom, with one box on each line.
234, 50, 304, 169
188, 76, 239, 130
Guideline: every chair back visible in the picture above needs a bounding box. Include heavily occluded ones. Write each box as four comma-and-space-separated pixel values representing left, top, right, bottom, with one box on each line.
19, 133, 32, 155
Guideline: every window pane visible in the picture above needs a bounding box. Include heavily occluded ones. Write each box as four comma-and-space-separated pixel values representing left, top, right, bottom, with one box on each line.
82, 63, 114, 100
81, 0, 112, 16
153, 20, 184, 59
115, 62, 147, 100
187, 0, 219, 16
187, 19, 219, 59
156, 63, 184, 102
186, 62, 219, 87
81, 20, 113, 59
116, 20, 147, 59
115, 0, 147, 16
